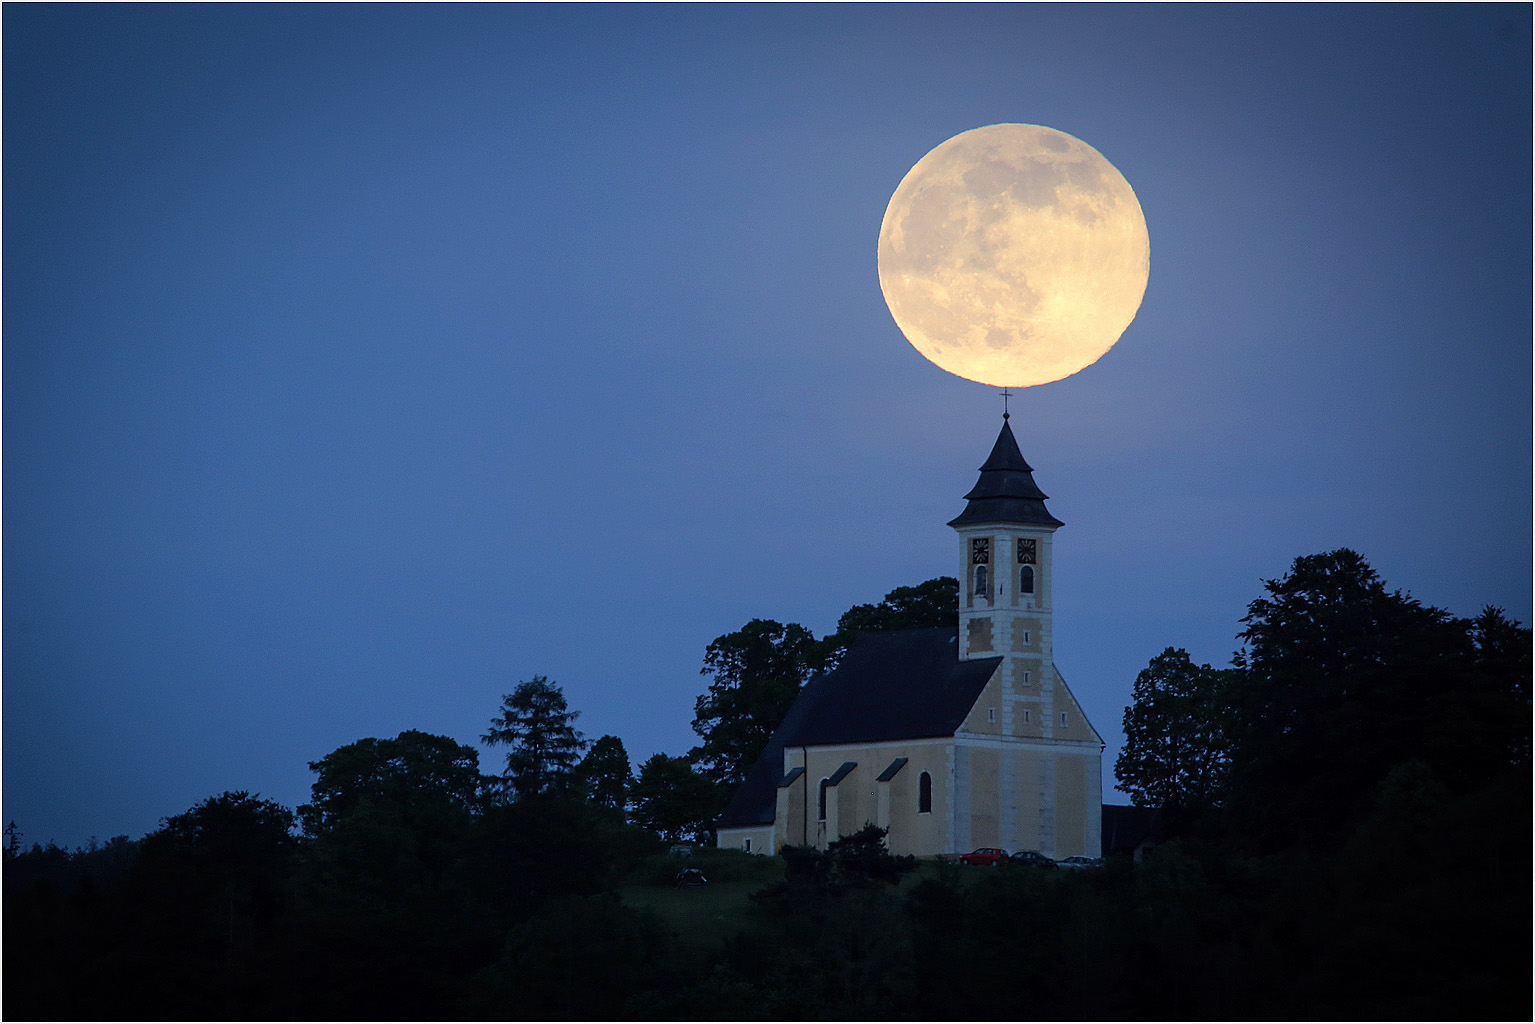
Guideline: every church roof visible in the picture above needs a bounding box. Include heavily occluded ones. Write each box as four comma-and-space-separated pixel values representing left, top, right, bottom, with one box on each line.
715, 627, 1002, 828
947, 415, 1064, 528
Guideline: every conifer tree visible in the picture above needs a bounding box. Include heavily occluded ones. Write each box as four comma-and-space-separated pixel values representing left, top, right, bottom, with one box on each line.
483, 676, 587, 800
574, 734, 634, 812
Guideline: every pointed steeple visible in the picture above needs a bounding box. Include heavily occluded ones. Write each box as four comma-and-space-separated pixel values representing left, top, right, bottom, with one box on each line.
947, 416, 1065, 528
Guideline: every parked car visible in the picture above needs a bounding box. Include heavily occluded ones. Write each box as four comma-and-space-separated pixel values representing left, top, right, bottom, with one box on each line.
958, 847, 1008, 866
1055, 856, 1105, 870
1008, 849, 1057, 869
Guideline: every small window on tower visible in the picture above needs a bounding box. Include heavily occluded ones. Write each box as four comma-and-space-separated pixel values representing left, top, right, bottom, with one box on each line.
1060, 712, 1068, 727
987, 707, 995, 723
1024, 671, 1030, 684
974, 564, 989, 596
918, 771, 932, 814
1020, 565, 1035, 594
1023, 630, 1031, 644
1024, 709, 1032, 724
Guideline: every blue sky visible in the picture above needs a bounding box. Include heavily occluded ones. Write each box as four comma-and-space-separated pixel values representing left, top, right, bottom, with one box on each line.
6, 5, 1530, 849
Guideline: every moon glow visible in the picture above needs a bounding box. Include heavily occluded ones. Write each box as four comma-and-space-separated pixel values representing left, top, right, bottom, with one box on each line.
878, 124, 1149, 388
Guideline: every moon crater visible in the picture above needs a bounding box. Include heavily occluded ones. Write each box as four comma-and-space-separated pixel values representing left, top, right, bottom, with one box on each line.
878, 124, 1149, 388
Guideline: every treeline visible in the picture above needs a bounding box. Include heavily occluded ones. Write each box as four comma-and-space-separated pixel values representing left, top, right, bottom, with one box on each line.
1096, 548, 1531, 1018
1115, 549, 1529, 848
4, 738, 652, 1017
2, 578, 959, 1019
4, 556, 1529, 1018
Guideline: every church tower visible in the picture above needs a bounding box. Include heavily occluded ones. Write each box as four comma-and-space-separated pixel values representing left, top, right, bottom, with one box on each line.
950, 412, 1062, 675
949, 413, 1101, 857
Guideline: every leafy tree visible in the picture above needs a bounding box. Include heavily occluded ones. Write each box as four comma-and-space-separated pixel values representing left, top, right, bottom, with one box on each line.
137, 791, 298, 923
1115, 648, 1235, 814
573, 734, 633, 812
629, 753, 722, 844
108, 792, 304, 1017
293, 733, 491, 1018
818, 577, 959, 661
299, 730, 484, 835
689, 620, 821, 787
151, 790, 297, 858
483, 676, 586, 800
1228, 549, 1481, 845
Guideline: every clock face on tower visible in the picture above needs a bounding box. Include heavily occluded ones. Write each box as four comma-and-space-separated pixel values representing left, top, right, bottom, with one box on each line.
971, 538, 990, 565
1017, 538, 1037, 565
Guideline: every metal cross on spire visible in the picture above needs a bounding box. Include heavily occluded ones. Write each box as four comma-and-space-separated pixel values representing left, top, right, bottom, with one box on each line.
1000, 387, 1013, 420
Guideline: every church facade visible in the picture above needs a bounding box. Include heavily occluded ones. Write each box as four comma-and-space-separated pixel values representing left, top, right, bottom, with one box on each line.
715, 417, 1103, 859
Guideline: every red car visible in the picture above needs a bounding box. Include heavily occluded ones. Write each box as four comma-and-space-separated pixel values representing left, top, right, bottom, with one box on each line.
958, 847, 1008, 866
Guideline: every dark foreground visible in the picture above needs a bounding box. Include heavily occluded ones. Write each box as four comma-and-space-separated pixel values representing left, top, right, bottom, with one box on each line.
6, 779, 1529, 1021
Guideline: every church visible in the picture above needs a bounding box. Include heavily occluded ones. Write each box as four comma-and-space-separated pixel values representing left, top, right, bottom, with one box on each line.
715, 415, 1103, 859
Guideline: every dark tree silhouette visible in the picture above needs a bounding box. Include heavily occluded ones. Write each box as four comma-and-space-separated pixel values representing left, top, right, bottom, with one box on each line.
818, 576, 959, 662
1115, 648, 1235, 814
689, 620, 820, 787
574, 734, 633, 812
294, 733, 491, 1018
483, 676, 586, 800
1461, 605, 1532, 774
1228, 548, 1521, 846
629, 753, 721, 843
299, 730, 484, 835
98, 792, 304, 1018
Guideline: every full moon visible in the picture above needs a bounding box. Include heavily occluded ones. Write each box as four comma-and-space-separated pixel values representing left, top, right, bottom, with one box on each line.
878, 124, 1149, 387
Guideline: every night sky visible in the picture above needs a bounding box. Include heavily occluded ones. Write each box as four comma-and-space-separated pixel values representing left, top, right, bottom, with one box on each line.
6, 5, 1530, 850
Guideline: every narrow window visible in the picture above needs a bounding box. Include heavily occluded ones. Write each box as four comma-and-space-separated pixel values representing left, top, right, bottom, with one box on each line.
1024, 709, 1032, 724
974, 564, 989, 596
987, 707, 996, 723
743, 838, 752, 852
918, 771, 932, 813
1020, 565, 1035, 594
818, 778, 829, 821
1060, 712, 1068, 727
1023, 630, 1031, 644
1023, 670, 1030, 684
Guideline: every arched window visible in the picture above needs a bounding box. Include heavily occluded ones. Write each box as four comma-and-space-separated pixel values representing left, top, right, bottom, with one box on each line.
974, 564, 989, 596
918, 771, 932, 814
818, 778, 829, 821
1020, 564, 1035, 594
